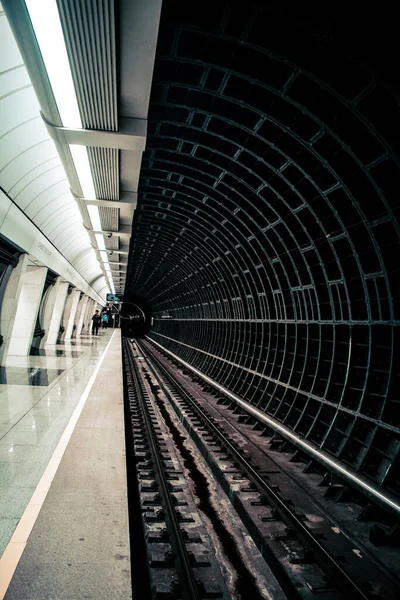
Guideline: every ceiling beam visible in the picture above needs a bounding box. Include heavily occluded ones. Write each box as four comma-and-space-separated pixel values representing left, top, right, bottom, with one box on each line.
93, 229, 131, 238
75, 191, 137, 208
41, 112, 147, 151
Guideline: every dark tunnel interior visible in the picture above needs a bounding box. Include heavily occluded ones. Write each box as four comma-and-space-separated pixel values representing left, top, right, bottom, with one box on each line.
120, 296, 152, 337
125, 3, 400, 503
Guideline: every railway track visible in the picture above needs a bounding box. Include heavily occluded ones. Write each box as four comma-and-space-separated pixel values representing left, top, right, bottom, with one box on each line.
123, 337, 400, 599
124, 338, 277, 599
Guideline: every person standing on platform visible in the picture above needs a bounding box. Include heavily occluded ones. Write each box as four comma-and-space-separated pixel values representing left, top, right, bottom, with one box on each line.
101, 312, 108, 329
91, 310, 101, 337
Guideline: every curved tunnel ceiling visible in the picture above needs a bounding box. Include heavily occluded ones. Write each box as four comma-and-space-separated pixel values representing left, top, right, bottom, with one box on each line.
126, 3, 400, 500
0, 6, 104, 296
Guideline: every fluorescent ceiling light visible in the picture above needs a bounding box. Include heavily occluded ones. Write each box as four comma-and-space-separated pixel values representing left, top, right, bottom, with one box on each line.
25, 0, 113, 300
95, 233, 106, 252
88, 206, 102, 231
70, 145, 96, 198
25, 0, 82, 128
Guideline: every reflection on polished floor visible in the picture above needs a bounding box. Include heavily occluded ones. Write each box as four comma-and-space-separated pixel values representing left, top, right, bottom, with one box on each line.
58, 341, 94, 346
30, 349, 82, 358
0, 330, 115, 558
0, 367, 65, 386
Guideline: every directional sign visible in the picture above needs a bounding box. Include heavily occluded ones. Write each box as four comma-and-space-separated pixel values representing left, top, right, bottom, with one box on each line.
106, 293, 123, 303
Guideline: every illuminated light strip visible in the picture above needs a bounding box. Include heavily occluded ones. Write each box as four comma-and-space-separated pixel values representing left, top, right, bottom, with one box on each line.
72, 150, 112, 293
70, 145, 95, 198
146, 335, 400, 515
25, 0, 111, 295
95, 233, 106, 252
25, 0, 81, 128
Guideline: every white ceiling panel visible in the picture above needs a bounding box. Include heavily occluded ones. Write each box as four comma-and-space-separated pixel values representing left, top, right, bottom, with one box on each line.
14, 166, 67, 210
0, 8, 107, 300
0, 189, 104, 302
47, 215, 82, 243
39, 201, 76, 232
7, 155, 61, 198
1, 139, 58, 192
24, 181, 70, 219
34, 196, 75, 229
41, 204, 77, 233
0, 118, 48, 171
0, 87, 39, 137
0, 65, 30, 98
0, 12, 23, 71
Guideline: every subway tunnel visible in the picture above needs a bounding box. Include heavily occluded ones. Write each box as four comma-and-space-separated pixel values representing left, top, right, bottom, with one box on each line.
0, 1, 399, 597
127, 2, 400, 506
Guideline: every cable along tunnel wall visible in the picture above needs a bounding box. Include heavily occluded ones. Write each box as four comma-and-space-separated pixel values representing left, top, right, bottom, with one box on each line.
126, 1, 400, 505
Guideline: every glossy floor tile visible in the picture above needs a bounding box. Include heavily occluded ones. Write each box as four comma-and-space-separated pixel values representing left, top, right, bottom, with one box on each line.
0, 330, 115, 558
0, 368, 65, 386
30, 350, 82, 358
3, 357, 74, 370
2, 330, 130, 600
58, 341, 94, 346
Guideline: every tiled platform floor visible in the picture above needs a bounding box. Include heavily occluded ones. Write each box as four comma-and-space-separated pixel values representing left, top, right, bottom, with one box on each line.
29, 349, 83, 358
0, 367, 65, 386
1, 328, 131, 600
0, 331, 115, 558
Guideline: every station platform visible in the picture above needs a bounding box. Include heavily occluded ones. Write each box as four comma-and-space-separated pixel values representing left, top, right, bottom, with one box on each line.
0, 329, 131, 600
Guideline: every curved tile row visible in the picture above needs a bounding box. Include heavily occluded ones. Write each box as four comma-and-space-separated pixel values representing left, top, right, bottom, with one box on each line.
0, 9, 103, 292
127, 3, 400, 498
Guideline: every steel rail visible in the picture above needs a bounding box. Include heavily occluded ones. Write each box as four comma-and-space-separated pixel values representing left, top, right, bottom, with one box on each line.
138, 338, 371, 600
145, 335, 400, 518
124, 339, 201, 600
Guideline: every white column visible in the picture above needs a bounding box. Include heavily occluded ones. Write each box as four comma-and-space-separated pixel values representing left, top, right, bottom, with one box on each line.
0, 255, 28, 363
72, 293, 84, 338
64, 288, 81, 340
76, 295, 89, 336
44, 278, 69, 345
84, 299, 94, 334
4, 259, 47, 357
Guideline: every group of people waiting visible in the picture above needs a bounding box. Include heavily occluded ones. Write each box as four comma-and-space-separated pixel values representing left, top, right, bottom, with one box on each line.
91, 310, 109, 337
